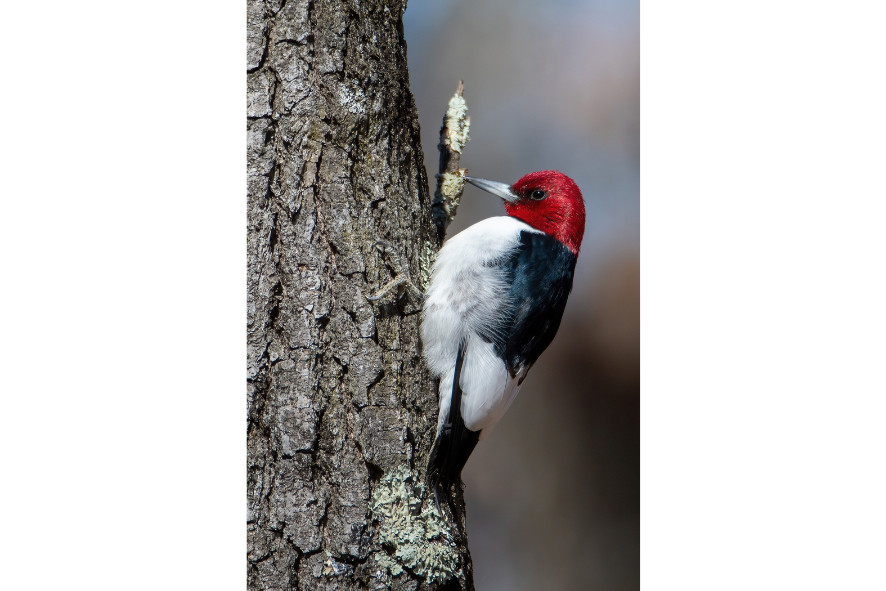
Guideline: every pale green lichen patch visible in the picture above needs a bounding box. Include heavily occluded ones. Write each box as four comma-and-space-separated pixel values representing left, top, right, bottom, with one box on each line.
419, 241, 437, 292
437, 169, 467, 226
371, 467, 461, 584
445, 94, 470, 154
440, 170, 466, 200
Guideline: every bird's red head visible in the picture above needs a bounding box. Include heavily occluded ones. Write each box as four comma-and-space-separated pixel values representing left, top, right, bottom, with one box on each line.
505, 171, 586, 255
465, 170, 586, 254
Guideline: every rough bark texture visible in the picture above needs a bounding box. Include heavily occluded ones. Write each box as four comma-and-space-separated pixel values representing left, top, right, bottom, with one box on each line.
247, 1, 472, 590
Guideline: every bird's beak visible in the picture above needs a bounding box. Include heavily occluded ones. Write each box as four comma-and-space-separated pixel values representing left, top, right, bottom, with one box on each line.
465, 177, 519, 204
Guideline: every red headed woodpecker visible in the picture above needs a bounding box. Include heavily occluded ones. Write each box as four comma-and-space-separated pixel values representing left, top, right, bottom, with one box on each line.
422, 170, 586, 495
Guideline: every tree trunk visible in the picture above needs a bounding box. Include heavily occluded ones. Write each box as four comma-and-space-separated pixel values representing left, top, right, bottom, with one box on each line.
247, 1, 472, 589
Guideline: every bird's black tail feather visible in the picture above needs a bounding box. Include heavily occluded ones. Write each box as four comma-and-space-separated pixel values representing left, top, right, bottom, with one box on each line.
427, 340, 480, 513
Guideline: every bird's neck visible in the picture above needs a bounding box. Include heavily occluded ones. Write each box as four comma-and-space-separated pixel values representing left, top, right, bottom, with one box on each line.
507, 209, 584, 256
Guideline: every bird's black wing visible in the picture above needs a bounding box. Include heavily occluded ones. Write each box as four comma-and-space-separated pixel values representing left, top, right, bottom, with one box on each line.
491, 230, 577, 375
427, 340, 480, 500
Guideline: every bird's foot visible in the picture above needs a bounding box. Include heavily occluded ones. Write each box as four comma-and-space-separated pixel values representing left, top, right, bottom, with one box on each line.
366, 241, 423, 303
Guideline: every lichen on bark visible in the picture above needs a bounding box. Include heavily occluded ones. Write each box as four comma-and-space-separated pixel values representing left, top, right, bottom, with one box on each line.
371, 467, 462, 584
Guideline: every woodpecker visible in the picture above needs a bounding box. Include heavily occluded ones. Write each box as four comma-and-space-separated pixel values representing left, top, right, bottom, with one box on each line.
422, 170, 585, 498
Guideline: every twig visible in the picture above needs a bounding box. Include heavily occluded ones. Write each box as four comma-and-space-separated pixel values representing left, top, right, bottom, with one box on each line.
431, 81, 471, 243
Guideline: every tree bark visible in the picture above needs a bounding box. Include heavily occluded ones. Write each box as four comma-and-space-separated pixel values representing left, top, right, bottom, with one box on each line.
247, 1, 472, 589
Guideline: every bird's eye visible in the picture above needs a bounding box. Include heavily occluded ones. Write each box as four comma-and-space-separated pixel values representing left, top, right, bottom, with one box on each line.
529, 189, 547, 200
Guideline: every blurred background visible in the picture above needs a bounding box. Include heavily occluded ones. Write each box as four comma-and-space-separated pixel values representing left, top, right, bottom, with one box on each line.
404, 1, 639, 589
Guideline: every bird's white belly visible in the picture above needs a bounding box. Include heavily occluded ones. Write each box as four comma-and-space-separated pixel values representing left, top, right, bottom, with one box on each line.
434, 335, 523, 438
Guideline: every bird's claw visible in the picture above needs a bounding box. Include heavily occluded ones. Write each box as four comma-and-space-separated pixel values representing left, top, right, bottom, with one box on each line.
366, 242, 423, 303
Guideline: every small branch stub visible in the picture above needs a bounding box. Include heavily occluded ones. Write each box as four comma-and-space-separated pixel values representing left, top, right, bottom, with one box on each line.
432, 81, 471, 243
